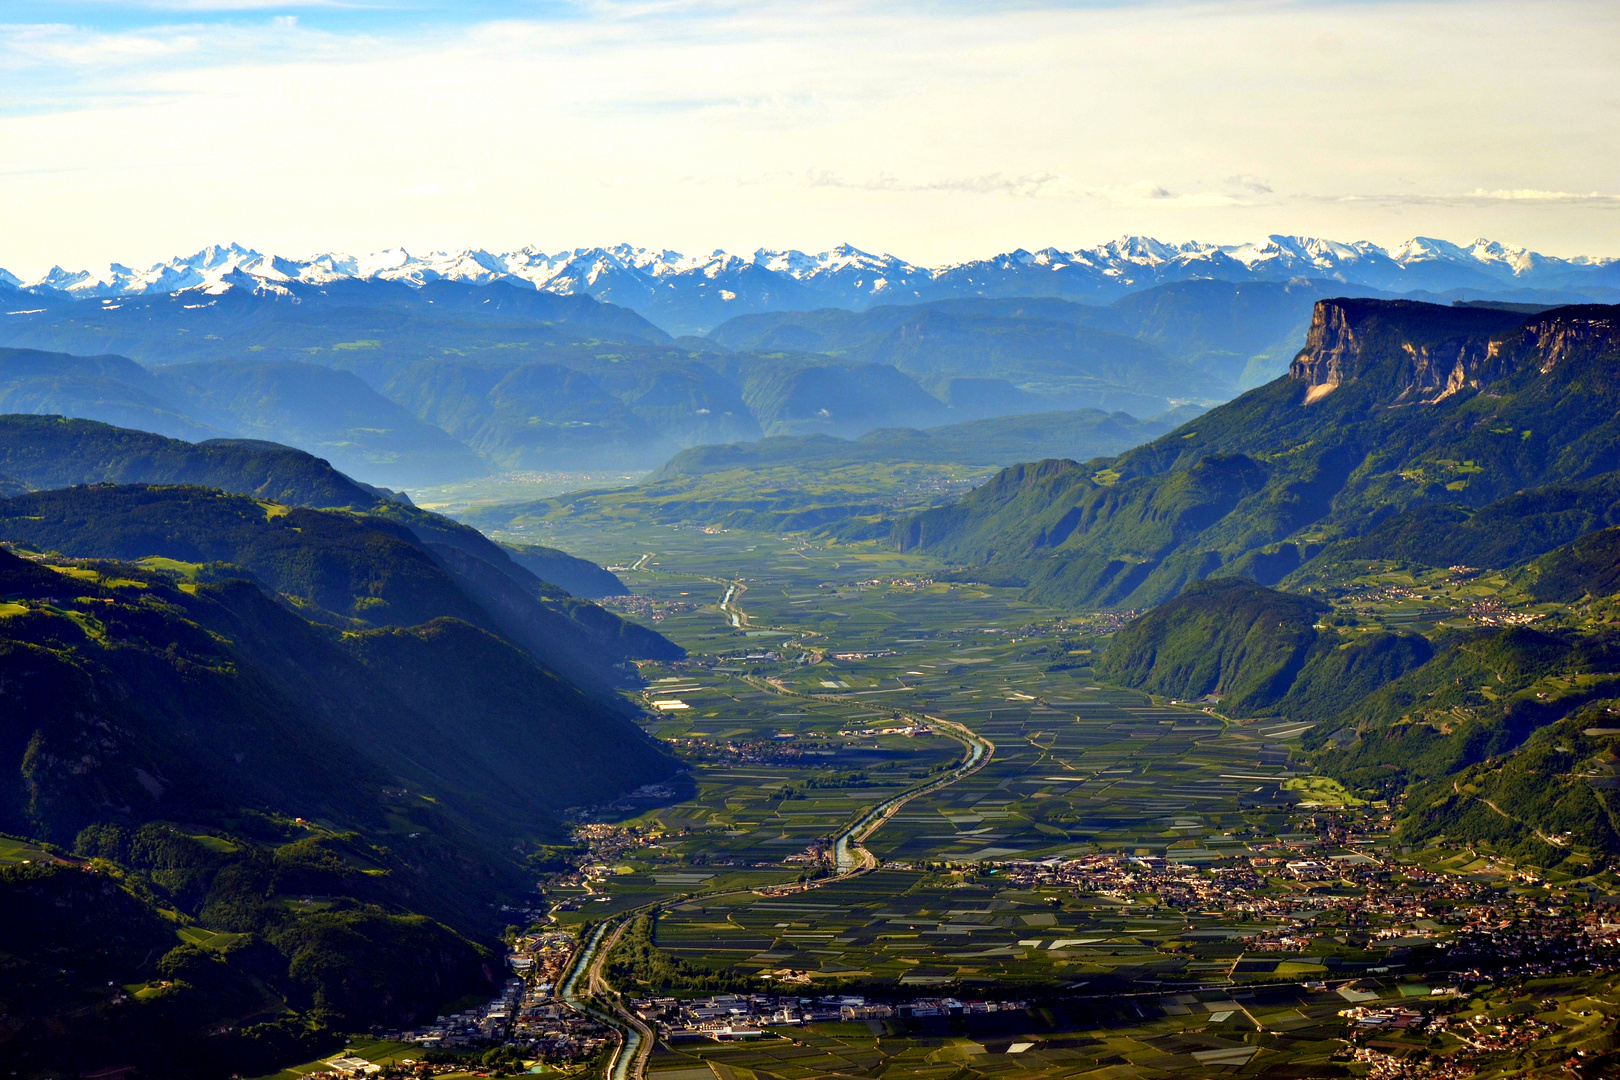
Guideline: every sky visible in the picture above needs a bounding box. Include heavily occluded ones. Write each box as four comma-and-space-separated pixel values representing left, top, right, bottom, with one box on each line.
0, 0, 1616, 277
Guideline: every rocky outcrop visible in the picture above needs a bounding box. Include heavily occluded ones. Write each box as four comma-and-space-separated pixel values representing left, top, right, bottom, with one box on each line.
1288, 300, 1358, 403
1519, 308, 1620, 374
1287, 299, 1564, 405
1390, 337, 1501, 404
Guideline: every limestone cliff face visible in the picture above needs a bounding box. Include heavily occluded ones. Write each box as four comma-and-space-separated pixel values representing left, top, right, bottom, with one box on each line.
1518, 309, 1620, 375
1287, 300, 1358, 402
1388, 337, 1502, 404
1286, 299, 1619, 406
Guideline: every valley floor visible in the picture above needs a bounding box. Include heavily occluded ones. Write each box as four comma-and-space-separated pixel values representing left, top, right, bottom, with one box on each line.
421, 518, 1620, 1080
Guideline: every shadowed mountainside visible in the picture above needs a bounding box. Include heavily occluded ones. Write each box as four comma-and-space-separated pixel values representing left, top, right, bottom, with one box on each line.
0, 541, 676, 1073
0, 484, 679, 687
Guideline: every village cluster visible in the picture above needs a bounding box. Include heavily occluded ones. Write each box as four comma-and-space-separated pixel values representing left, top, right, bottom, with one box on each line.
987, 844, 1620, 987
627, 993, 1030, 1040
1338, 1003, 1571, 1079
664, 734, 817, 765
373, 932, 617, 1062
376, 977, 528, 1051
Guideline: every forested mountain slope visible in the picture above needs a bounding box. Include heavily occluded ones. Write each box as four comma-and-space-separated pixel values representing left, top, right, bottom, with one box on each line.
0, 539, 676, 1075
1094, 513, 1620, 878
0, 347, 218, 443
0, 413, 382, 506
0, 546, 669, 842
0, 406, 690, 1075
0, 278, 1423, 479
503, 542, 628, 598
646, 407, 1191, 480
152, 359, 491, 484
0, 414, 647, 657
895, 300, 1620, 609
708, 278, 1337, 400
0, 431, 682, 1067
0, 484, 678, 687
710, 304, 1204, 417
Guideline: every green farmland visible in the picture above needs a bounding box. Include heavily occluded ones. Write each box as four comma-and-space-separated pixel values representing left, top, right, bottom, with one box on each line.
507, 519, 1342, 991
519, 518, 1313, 867
486, 516, 1620, 1080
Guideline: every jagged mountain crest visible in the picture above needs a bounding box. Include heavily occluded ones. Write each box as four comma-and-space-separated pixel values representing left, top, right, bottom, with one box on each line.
8, 235, 1616, 337
13, 234, 1614, 298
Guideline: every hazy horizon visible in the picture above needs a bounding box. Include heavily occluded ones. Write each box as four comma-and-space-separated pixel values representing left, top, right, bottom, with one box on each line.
2, 1, 1616, 277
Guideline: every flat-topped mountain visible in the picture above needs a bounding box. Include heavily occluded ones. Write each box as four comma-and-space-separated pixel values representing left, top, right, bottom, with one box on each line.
1286, 298, 1555, 402
894, 299, 1620, 608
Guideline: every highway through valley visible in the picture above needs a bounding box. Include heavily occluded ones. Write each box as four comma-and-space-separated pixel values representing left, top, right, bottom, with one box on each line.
557, 561, 996, 1078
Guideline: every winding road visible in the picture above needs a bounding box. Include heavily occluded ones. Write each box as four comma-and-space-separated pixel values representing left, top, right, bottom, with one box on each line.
557, 563, 996, 1077
558, 714, 994, 1076
831, 716, 994, 873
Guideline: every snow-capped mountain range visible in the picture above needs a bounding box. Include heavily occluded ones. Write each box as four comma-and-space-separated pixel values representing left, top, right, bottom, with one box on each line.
6, 236, 1616, 337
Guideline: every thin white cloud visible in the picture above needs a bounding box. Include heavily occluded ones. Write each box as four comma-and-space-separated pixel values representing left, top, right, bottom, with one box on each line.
0, 16, 346, 73
1104, 182, 1254, 208
1225, 174, 1273, 195
1309, 189, 1620, 208
0, 0, 1616, 273
1, 24, 208, 66
1468, 189, 1620, 203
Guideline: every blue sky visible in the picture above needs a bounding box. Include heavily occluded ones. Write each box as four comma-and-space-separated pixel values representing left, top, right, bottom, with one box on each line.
1, 1, 1616, 276
3, 1, 539, 32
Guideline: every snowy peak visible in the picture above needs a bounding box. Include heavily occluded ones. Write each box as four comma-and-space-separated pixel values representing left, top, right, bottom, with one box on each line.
4, 236, 1615, 336
1098, 236, 1200, 265
1221, 234, 1393, 276
179, 242, 258, 271
1389, 235, 1473, 263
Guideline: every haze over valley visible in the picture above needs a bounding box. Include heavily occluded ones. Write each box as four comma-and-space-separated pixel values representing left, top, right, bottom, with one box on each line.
4, 234, 1615, 489
4, 1, 1620, 1078
6, 246, 1620, 1079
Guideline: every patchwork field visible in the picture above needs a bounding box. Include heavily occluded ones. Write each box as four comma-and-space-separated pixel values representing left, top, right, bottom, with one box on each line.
641, 990, 1359, 1080
475, 518, 1620, 1080
654, 869, 1215, 986
501, 519, 1318, 863
503, 522, 1332, 943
